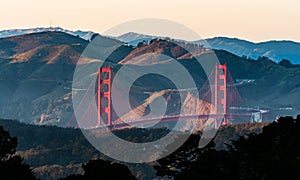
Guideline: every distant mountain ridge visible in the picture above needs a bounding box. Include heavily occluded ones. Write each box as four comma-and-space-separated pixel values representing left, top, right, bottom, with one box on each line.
1, 28, 299, 64
117, 32, 156, 46
201, 37, 300, 64
0, 27, 94, 41
116, 32, 300, 64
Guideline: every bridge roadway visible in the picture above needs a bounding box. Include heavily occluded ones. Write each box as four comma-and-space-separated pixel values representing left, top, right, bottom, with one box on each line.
88, 113, 255, 130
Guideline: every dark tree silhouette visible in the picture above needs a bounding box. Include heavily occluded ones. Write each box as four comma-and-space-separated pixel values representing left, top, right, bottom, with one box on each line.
0, 126, 18, 160
62, 159, 136, 180
90, 33, 100, 41
83, 159, 135, 179
228, 116, 300, 179
155, 133, 237, 180
155, 115, 300, 180
155, 134, 202, 177
278, 59, 296, 68
176, 149, 239, 180
0, 126, 36, 179
257, 56, 271, 61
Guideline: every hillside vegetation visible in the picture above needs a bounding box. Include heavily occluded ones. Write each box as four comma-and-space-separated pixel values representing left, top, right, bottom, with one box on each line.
0, 118, 270, 179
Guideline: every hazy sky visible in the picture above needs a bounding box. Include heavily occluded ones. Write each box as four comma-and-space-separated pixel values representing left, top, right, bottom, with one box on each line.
1, 0, 299, 42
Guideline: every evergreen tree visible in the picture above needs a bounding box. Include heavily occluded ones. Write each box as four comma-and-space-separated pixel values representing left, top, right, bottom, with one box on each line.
155, 115, 300, 179
0, 126, 36, 180
62, 159, 136, 180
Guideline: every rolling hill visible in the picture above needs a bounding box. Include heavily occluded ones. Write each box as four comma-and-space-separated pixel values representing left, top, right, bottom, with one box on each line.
0, 31, 299, 127
0, 32, 88, 125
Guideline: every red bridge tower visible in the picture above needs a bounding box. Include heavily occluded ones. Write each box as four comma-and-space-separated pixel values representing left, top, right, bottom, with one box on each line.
214, 64, 227, 127
97, 67, 112, 126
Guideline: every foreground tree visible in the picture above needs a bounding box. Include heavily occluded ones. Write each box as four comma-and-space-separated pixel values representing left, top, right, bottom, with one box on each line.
63, 159, 136, 180
156, 115, 300, 179
154, 134, 202, 178
228, 116, 300, 179
0, 126, 36, 179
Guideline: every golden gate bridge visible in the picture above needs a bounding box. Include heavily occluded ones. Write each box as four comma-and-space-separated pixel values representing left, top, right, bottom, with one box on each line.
67, 64, 267, 129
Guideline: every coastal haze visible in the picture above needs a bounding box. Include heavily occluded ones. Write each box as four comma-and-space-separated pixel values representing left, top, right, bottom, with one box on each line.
1, 0, 300, 42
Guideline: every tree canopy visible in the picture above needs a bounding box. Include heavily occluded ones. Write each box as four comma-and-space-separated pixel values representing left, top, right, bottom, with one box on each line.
62, 159, 136, 180
156, 115, 300, 180
0, 126, 36, 179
